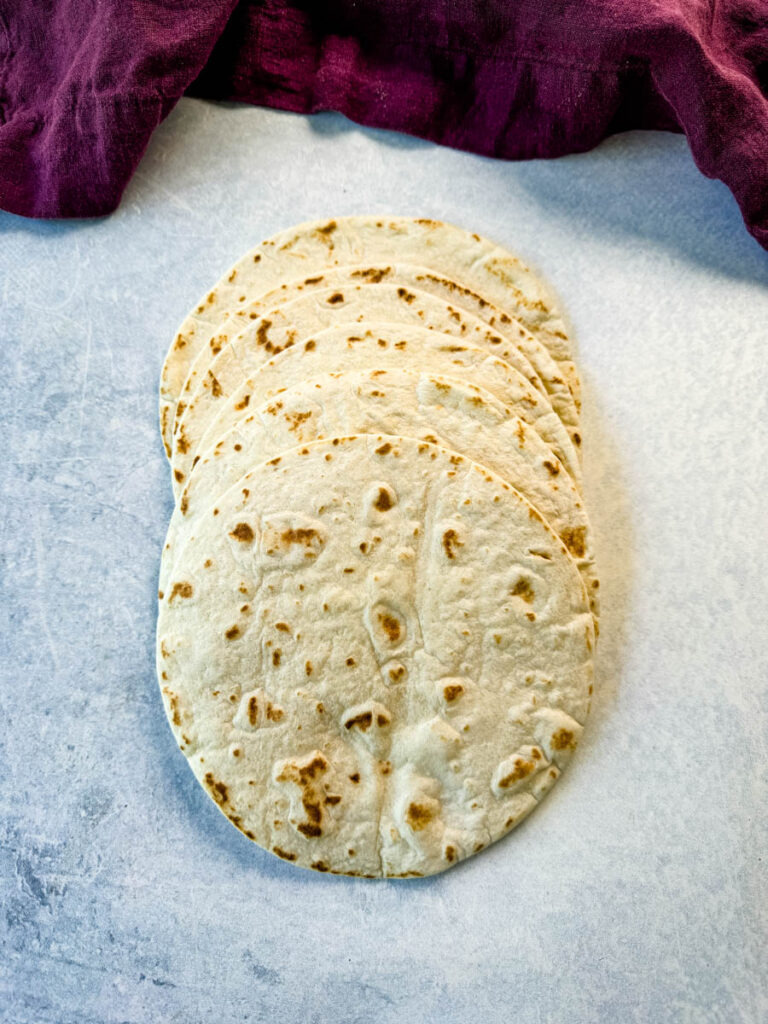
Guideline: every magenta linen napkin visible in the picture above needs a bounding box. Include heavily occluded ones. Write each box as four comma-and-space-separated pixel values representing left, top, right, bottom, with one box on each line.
0, 0, 766, 250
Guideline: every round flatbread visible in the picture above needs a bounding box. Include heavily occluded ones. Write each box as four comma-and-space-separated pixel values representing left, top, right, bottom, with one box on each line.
160, 217, 576, 454
157, 434, 594, 877
160, 369, 597, 615
175, 265, 579, 440
172, 324, 583, 495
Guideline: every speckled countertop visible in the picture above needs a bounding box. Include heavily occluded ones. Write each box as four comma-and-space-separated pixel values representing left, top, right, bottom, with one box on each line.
1, 100, 767, 1024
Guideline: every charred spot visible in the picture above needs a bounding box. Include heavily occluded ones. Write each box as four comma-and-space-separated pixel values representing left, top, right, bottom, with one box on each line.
327, 292, 344, 304
280, 527, 318, 546
378, 612, 401, 643
444, 845, 457, 862
324, 794, 342, 805
174, 468, 184, 484
311, 860, 329, 872
204, 772, 229, 805
169, 581, 193, 602
344, 710, 373, 732
551, 728, 575, 750
305, 661, 313, 676
397, 287, 416, 304
207, 371, 223, 398
273, 846, 296, 861
405, 802, 434, 831
374, 487, 394, 511
248, 696, 259, 726
225, 625, 240, 640
442, 529, 463, 559
230, 522, 254, 543
443, 683, 464, 703
510, 578, 535, 603
498, 758, 534, 788
561, 526, 587, 559
349, 773, 360, 783
266, 703, 283, 722
316, 220, 337, 236
375, 442, 392, 455
272, 649, 281, 667
543, 460, 560, 477
234, 394, 250, 411
346, 657, 356, 667
162, 687, 181, 726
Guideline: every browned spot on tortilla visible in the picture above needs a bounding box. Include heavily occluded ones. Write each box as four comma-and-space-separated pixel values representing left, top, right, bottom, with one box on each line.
281, 527, 319, 546
158, 591, 164, 600
256, 320, 272, 350
162, 687, 181, 726
273, 847, 296, 861
305, 661, 313, 676
275, 622, 290, 633
248, 695, 259, 726
561, 526, 587, 558
352, 267, 390, 283
344, 710, 373, 731
283, 410, 311, 433
266, 702, 283, 722
572, 431, 582, 446
203, 772, 229, 805
442, 529, 463, 559
343, 567, 354, 573
498, 758, 535, 788
511, 578, 535, 603
349, 773, 360, 783
272, 649, 281, 666
225, 625, 240, 640
324, 794, 342, 805
389, 665, 405, 683
169, 581, 193, 602
551, 728, 576, 750
543, 460, 560, 477
375, 442, 392, 455
378, 612, 401, 643
405, 802, 434, 831
327, 292, 344, 304
443, 683, 464, 703
311, 860, 329, 871
346, 657, 356, 666
230, 522, 254, 543
207, 371, 222, 397
397, 287, 415, 303
175, 427, 190, 454
234, 394, 250, 411
174, 469, 184, 483
316, 220, 337, 236
373, 487, 394, 511
173, 335, 186, 350
444, 845, 457, 862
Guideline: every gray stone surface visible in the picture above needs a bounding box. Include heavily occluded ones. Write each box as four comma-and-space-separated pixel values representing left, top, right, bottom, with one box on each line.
1, 100, 766, 1024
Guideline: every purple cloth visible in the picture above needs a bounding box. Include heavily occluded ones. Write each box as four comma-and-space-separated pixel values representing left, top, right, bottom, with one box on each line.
1, 1, 766, 250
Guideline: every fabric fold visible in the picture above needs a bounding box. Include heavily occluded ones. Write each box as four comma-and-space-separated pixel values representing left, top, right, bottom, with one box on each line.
0, 0, 766, 250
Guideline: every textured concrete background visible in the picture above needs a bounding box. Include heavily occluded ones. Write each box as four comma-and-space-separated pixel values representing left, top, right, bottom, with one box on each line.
1, 101, 767, 1024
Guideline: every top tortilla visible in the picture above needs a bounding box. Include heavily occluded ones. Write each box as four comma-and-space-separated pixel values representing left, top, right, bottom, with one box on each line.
157, 434, 594, 877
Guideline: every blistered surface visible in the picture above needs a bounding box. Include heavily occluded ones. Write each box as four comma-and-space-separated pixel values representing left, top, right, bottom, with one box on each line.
1, 100, 766, 1022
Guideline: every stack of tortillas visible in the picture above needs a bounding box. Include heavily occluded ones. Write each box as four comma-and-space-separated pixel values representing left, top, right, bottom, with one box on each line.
156, 217, 597, 878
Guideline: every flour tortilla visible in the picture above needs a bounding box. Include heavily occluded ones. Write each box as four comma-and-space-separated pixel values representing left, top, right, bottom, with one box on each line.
160, 217, 575, 454
175, 265, 579, 440
172, 324, 583, 495
172, 282, 582, 474
160, 369, 598, 615
157, 434, 594, 877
